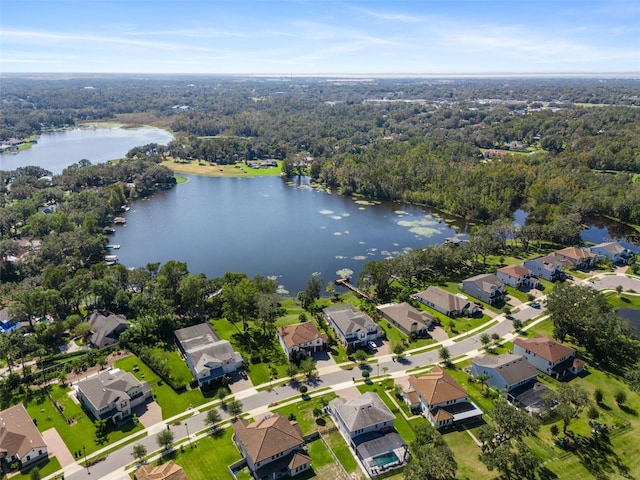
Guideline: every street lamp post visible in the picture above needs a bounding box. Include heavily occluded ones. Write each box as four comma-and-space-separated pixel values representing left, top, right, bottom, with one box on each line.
185, 422, 190, 448
82, 445, 90, 475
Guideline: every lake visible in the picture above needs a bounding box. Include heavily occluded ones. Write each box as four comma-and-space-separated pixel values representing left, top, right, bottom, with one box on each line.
111, 175, 472, 295
0, 126, 173, 174
616, 308, 640, 336
3, 126, 638, 295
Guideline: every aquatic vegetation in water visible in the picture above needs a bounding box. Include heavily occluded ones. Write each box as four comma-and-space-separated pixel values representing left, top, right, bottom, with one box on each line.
397, 217, 442, 237
352, 256, 367, 261
336, 268, 354, 278
394, 210, 410, 216
333, 232, 343, 236
330, 215, 343, 220
320, 210, 334, 215
354, 199, 379, 206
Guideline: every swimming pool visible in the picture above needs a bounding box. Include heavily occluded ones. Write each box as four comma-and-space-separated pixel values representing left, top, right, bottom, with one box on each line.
369, 451, 399, 468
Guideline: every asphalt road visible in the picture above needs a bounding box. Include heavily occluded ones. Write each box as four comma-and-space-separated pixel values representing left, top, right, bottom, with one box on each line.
60, 272, 640, 480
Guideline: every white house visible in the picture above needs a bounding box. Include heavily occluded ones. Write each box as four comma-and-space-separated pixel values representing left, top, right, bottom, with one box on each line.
470, 354, 538, 393
523, 255, 564, 281
175, 323, 243, 387
496, 265, 541, 290
323, 305, 380, 350
0, 404, 48, 469
589, 242, 633, 265
513, 335, 585, 380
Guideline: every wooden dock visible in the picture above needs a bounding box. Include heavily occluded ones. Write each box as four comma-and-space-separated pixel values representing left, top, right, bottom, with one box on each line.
335, 277, 373, 301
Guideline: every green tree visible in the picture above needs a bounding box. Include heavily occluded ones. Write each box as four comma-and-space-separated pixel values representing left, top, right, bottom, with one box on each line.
30, 467, 41, 480
353, 349, 368, 364
131, 443, 147, 462
227, 399, 243, 417
157, 429, 174, 450
299, 357, 318, 379
298, 276, 322, 310
438, 347, 451, 365
205, 408, 222, 431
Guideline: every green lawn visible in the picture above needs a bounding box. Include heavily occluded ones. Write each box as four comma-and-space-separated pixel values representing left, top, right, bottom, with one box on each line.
155, 428, 242, 480
357, 381, 416, 443
274, 393, 337, 434
148, 347, 194, 388
115, 355, 209, 419
443, 428, 495, 480
26, 385, 144, 456
13, 456, 62, 480
322, 428, 360, 475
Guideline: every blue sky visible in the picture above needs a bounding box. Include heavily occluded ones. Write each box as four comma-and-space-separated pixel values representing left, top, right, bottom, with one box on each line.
1, 0, 639, 75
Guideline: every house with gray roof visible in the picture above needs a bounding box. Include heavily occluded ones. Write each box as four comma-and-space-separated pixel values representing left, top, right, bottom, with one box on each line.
323, 305, 380, 351
496, 265, 540, 290
460, 274, 506, 305
376, 302, 432, 337
0, 404, 48, 469
470, 354, 538, 393
76, 368, 151, 424
329, 392, 408, 477
175, 323, 243, 387
553, 247, 597, 270
87, 311, 130, 349
412, 286, 479, 317
589, 241, 633, 265
523, 255, 564, 281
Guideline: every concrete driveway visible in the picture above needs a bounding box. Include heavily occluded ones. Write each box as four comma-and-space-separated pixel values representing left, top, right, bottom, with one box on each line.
42, 427, 75, 467
133, 400, 162, 428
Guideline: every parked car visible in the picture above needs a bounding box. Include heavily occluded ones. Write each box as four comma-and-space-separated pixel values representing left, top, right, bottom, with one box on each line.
531, 301, 541, 308
368, 341, 377, 352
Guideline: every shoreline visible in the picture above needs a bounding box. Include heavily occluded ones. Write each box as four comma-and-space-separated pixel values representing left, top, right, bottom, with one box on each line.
162, 158, 284, 178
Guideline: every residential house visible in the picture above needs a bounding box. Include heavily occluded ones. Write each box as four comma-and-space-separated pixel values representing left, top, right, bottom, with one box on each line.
76, 368, 151, 424
329, 392, 408, 476
233, 413, 310, 480
513, 335, 585, 380
175, 323, 243, 387
523, 255, 564, 282
553, 247, 597, 270
589, 242, 633, 265
460, 274, 506, 305
470, 354, 538, 393
403, 366, 483, 429
496, 265, 541, 290
412, 286, 479, 317
323, 305, 381, 351
87, 311, 130, 349
376, 302, 432, 337
134, 461, 187, 480
0, 404, 48, 469
276, 322, 327, 361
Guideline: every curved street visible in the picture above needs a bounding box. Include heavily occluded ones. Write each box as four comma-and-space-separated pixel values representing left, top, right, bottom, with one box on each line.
56, 272, 640, 480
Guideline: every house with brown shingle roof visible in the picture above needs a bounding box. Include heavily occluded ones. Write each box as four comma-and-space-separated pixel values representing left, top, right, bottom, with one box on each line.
513, 335, 585, 379
276, 322, 327, 361
403, 366, 482, 429
376, 302, 433, 337
496, 265, 540, 290
553, 247, 597, 270
134, 461, 187, 480
0, 404, 48, 469
232, 413, 310, 479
